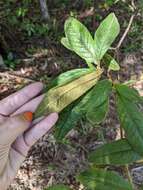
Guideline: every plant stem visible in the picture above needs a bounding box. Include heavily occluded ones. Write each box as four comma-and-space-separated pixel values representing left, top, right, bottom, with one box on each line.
120, 126, 124, 139
86, 62, 96, 70
120, 127, 134, 188
107, 69, 113, 82
124, 165, 134, 189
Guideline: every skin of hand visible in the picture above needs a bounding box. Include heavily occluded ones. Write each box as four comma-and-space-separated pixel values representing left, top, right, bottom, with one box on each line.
0, 82, 58, 190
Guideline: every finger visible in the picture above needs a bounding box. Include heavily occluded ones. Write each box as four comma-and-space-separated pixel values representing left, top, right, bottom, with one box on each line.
0, 112, 33, 144
0, 114, 8, 124
0, 82, 43, 115
24, 113, 58, 148
12, 94, 44, 116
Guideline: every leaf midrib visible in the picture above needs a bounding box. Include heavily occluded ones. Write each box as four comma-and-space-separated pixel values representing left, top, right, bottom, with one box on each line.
79, 32, 96, 62
68, 27, 96, 62
46, 71, 102, 109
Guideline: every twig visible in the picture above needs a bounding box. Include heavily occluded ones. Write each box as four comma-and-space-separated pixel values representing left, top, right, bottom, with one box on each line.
116, 14, 135, 49
131, 0, 136, 11
124, 165, 135, 189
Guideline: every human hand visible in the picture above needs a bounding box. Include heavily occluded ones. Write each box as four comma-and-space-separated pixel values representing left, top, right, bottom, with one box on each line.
0, 82, 58, 190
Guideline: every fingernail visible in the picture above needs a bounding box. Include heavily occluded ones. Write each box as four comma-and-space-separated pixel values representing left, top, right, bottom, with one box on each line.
23, 112, 33, 122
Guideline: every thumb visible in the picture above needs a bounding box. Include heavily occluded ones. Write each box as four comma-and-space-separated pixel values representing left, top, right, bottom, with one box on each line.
0, 112, 33, 144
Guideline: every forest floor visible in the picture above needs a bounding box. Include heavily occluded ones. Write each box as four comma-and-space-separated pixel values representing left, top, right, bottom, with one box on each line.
0, 1, 143, 189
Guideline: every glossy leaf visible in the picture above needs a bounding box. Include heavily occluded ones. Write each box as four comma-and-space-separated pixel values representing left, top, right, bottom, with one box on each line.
64, 17, 96, 64
117, 94, 143, 156
77, 168, 133, 190
35, 69, 103, 118
94, 13, 120, 60
46, 184, 70, 190
103, 54, 120, 71
87, 99, 109, 124
89, 139, 141, 165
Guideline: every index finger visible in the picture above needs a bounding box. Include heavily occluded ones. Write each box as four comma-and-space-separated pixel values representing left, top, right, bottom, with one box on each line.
0, 82, 43, 115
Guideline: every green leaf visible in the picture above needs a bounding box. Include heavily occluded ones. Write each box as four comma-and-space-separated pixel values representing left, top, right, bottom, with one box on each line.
55, 82, 106, 140
108, 58, 120, 71
117, 94, 143, 156
61, 37, 73, 51
103, 54, 120, 71
35, 69, 103, 118
94, 13, 120, 60
115, 84, 141, 103
64, 17, 96, 64
45, 184, 70, 190
54, 100, 82, 140
78, 79, 111, 124
45, 68, 92, 91
87, 99, 109, 124
74, 79, 112, 114
116, 84, 143, 156
55, 80, 111, 139
55, 80, 111, 140
84, 80, 112, 124
86, 79, 112, 108
89, 139, 141, 165
77, 168, 133, 190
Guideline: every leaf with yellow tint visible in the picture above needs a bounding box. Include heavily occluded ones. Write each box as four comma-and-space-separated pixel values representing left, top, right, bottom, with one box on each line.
35, 68, 103, 118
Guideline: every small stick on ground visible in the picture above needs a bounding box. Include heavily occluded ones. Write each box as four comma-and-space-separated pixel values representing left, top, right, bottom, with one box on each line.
116, 14, 135, 50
